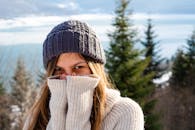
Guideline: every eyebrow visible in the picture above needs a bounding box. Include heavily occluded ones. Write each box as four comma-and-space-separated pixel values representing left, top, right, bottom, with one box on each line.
74, 61, 88, 66
56, 61, 87, 68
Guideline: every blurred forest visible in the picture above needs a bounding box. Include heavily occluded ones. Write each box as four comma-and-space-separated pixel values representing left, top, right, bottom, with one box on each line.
0, 0, 194, 130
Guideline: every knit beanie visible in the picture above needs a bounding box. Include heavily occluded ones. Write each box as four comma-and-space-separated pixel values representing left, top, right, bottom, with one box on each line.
43, 20, 106, 69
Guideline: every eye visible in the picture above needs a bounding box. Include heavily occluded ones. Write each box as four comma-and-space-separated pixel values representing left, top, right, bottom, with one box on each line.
54, 66, 61, 71
54, 66, 64, 75
73, 65, 85, 70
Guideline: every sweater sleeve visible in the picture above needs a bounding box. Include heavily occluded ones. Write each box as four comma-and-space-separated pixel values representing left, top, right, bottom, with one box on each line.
113, 98, 144, 130
46, 78, 67, 130
65, 75, 100, 130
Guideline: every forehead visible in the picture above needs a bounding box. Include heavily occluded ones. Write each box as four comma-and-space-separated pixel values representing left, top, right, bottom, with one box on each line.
57, 53, 86, 66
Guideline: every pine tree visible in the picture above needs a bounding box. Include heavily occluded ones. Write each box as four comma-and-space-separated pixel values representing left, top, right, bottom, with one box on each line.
11, 58, 32, 107
106, 0, 151, 101
106, 0, 161, 129
141, 19, 165, 79
185, 30, 195, 88
171, 49, 188, 87
171, 30, 195, 89
186, 30, 195, 60
0, 77, 11, 130
11, 57, 35, 129
139, 19, 162, 130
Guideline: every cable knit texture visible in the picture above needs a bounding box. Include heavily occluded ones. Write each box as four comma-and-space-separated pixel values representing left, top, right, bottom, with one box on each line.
23, 75, 144, 130
66, 75, 100, 130
43, 20, 106, 69
47, 79, 68, 130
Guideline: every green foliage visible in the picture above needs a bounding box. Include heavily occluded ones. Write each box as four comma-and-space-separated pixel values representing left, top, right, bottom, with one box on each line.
106, 0, 151, 102
141, 19, 165, 79
143, 99, 162, 130
171, 50, 188, 87
171, 29, 195, 89
106, 0, 161, 129
186, 30, 195, 88
141, 19, 164, 129
186, 30, 195, 59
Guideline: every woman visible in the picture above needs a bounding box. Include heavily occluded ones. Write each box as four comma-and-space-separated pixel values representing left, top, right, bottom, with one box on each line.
23, 20, 144, 130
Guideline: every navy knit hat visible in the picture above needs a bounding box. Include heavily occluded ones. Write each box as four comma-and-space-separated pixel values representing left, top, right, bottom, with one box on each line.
43, 20, 106, 69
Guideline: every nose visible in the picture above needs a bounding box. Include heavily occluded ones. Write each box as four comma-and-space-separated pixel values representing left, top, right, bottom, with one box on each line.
59, 73, 67, 80
59, 71, 76, 79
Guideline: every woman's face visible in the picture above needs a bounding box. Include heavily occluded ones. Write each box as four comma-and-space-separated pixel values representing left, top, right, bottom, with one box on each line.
53, 53, 92, 79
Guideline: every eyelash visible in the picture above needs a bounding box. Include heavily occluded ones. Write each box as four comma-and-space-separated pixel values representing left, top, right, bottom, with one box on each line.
54, 67, 62, 71
73, 65, 85, 70
54, 65, 86, 73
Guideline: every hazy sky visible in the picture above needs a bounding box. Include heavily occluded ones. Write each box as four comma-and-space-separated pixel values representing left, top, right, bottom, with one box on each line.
0, 0, 195, 58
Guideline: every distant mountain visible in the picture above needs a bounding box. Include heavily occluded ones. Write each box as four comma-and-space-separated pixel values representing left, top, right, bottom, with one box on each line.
0, 44, 43, 91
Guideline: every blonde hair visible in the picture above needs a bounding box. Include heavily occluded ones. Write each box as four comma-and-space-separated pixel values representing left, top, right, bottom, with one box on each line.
23, 57, 113, 130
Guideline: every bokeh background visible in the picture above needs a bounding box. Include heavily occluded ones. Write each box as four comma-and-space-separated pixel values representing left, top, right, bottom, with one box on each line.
0, 0, 194, 130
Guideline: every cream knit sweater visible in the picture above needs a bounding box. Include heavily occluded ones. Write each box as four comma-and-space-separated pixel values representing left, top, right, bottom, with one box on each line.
23, 75, 144, 130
